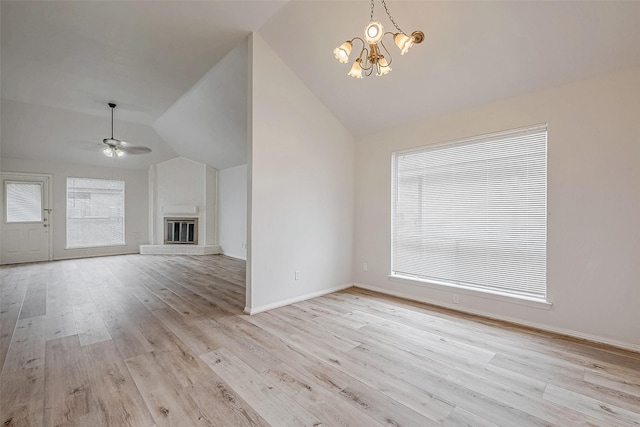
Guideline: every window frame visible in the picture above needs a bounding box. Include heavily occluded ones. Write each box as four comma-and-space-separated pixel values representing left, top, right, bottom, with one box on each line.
66, 177, 126, 249
5, 180, 44, 223
390, 124, 548, 304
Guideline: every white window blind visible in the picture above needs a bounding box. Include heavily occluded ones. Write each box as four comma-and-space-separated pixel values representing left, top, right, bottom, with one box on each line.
392, 125, 547, 299
6, 182, 42, 222
67, 177, 125, 248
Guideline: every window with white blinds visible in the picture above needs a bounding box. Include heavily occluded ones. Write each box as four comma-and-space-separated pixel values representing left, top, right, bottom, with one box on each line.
391, 125, 547, 299
6, 182, 43, 222
67, 177, 125, 248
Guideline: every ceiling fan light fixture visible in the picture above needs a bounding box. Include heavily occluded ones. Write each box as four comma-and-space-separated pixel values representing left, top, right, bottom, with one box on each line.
101, 103, 151, 158
333, 0, 424, 78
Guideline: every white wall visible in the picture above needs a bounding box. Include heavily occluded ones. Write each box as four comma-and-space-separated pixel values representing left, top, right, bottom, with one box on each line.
247, 34, 355, 313
219, 164, 247, 260
1, 157, 148, 260
354, 65, 640, 350
151, 156, 217, 247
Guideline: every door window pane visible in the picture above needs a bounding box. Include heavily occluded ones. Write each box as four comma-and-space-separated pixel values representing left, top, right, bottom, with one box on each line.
6, 182, 42, 222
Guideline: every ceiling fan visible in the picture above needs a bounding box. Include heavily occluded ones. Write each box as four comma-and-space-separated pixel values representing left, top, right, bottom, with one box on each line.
102, 103, 152, 157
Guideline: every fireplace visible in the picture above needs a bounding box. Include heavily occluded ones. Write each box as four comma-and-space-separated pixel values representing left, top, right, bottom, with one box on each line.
164, 217, 198, 245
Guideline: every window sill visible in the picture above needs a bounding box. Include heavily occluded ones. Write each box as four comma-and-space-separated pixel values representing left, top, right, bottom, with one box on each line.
65, 244, 127, 250
387, 274, 552, 310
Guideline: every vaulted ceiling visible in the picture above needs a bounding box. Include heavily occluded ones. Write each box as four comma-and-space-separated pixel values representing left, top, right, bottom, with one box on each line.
2, 1, 640, 170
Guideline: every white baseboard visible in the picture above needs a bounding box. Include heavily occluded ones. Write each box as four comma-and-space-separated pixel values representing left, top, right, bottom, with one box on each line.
244, 283, 354, 315
139, 244, 221, 255
221, 252, 246, 261
354, 283, 640, 354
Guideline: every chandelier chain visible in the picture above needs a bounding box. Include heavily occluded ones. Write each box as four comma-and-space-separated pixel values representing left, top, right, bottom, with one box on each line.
370, 0, 375, 22
381, 0, 404, 33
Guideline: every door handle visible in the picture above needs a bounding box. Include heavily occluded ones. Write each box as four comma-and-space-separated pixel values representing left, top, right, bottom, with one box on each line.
43, 224, 48, 228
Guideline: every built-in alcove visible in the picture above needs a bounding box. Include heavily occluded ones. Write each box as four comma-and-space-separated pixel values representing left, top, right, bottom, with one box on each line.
139, 157, 220, 255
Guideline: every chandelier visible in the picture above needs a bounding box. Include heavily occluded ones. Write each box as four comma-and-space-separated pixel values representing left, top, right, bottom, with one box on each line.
333, 0, 424, 78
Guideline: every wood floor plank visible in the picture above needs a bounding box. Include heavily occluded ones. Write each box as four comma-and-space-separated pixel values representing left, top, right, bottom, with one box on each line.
283, 332, 455, 423
443, 407, 501, 427
543, 384, 640, 427
19, 268, 47, 320
83, 340, 155, 427
45, 309, 78, 342
124, 352, 207, 427
200, 347, 324, 426
148, 307, 222, 356
445, 367, 588, 425
0, 366, 45, 427
2, 254, 640, 426
263, 362, 386, 427
43, 335, 95, 426
2, 315, 46, 374
0, 307, 21, 374
182, 376, 272, 427
1, 268, 29, 372
72, 303, 111, 347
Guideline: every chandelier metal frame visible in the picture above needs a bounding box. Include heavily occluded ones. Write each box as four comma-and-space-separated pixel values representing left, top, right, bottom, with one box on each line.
333, 0, 424, 78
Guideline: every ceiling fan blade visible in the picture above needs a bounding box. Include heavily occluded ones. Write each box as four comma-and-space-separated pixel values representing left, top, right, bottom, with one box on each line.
119, 145, 152, 155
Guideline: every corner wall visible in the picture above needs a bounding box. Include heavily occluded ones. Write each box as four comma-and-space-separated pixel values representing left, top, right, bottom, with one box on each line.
353, 65, 640, 350
247, 34, 355, 313
219, 164, 247, 260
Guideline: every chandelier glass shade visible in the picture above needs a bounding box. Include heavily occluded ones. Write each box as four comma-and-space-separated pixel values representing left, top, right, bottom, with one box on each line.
333, 0, 424, 78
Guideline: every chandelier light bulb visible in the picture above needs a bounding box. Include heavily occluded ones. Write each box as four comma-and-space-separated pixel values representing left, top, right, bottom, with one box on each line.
333, 41, 353, 63
348, 59, 364, 79
364, 21, 384, 44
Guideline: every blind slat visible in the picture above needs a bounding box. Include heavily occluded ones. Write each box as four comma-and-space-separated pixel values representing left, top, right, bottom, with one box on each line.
392, 126, 547, 299
66, 177, 125, 249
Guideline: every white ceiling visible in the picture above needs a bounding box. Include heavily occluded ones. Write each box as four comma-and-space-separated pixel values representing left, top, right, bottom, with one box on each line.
260, 1, 640, 136
1, 0, 285, 124
2, 1, 640, 169
1, 99, 177, 170
153, 41, 248, 170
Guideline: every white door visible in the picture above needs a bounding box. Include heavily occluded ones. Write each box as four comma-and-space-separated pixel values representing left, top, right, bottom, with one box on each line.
1, 173, 52, 264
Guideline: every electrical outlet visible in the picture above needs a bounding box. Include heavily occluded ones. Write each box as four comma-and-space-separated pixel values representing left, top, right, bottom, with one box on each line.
294, 270, 300, 280
453, 294, 460, 304
363, 263, 368, 271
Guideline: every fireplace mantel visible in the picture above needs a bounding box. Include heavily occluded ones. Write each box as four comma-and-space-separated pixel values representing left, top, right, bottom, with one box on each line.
162, 205, 198, 215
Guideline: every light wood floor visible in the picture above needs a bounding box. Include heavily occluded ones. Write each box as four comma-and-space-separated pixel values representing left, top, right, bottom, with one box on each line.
1, 255, 640, 426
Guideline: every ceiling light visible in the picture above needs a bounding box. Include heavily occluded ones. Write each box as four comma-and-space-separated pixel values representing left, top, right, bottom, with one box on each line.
333, 41, 353, 63
101, 102, 151, 158
333, 0, 424, 78
348, 58, 364, 79
103, 145, 124, 158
